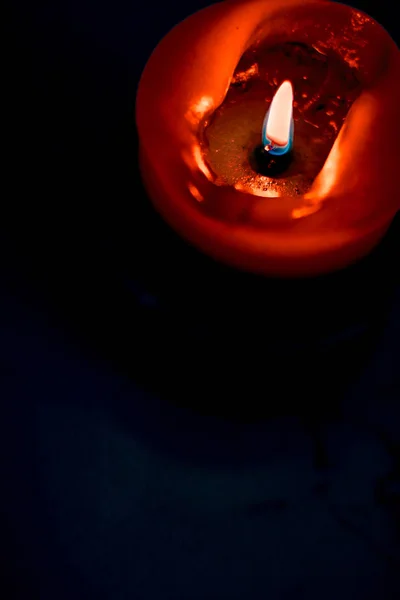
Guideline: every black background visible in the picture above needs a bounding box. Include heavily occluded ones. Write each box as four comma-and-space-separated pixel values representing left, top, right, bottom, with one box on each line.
3, 1, 400, 599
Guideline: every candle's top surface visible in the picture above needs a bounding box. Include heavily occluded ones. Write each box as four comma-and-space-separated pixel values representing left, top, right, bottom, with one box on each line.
203, 40, 361, 199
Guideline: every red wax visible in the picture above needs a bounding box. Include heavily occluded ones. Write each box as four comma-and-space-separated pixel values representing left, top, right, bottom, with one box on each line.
136, 0, 400, 277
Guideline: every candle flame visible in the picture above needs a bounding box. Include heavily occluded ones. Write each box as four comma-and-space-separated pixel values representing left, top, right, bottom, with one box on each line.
262, 81, 294, 156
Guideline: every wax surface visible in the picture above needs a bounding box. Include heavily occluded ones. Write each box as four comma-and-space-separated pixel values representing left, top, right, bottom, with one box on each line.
203, 40, 361, 198
137, 0, 400, 276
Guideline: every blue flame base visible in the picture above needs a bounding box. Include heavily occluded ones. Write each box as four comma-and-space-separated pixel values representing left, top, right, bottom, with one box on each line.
262, 111, 294, 157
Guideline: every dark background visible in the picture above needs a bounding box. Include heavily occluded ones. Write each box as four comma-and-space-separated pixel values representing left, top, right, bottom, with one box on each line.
3, 1, 400, 599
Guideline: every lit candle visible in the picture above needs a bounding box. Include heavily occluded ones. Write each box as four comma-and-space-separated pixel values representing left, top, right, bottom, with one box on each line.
136, 0, 400, 277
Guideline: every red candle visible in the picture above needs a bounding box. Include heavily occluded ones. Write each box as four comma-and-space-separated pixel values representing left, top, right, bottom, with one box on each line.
136, 0, 399, 277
